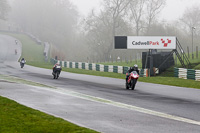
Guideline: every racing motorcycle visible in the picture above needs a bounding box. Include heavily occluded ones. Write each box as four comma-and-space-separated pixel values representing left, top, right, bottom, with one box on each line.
52, 66, 61, 79
126, 71, 139, 90
20, 60, 25, 68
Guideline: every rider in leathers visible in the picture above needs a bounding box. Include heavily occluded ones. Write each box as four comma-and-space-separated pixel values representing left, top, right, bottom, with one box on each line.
126, 64, 139, 83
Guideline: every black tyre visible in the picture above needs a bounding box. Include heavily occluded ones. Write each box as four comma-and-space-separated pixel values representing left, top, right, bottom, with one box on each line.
126, 82, 129, 89
55, 72, 59, 79
131, 79, 136, 90
21, 63, 24, 68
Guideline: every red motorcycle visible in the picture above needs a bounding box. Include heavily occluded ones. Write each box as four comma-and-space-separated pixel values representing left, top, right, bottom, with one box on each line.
126, 71, 139, 90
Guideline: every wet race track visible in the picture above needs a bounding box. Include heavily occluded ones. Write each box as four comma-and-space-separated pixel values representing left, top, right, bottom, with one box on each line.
0, 34, 200, 133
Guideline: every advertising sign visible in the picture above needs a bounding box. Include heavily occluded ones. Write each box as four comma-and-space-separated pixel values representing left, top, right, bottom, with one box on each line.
127, 36, 176, 49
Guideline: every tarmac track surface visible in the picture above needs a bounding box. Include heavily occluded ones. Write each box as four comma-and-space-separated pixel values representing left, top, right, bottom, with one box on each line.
0, 34, 200, 133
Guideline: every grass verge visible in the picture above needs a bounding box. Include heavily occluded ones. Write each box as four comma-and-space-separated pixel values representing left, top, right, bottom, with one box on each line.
0, 32, 45, 63
0, 96, 97, 133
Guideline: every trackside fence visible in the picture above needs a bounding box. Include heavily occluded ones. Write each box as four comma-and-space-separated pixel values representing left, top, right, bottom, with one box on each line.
174, 67, 200, 81
50, 58, 151, 77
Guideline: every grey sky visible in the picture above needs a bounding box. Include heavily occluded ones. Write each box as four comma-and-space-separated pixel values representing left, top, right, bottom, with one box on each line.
70, 0, 200, 21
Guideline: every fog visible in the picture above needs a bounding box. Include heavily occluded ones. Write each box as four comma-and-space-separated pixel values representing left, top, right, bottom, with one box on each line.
0, 0, 200, 63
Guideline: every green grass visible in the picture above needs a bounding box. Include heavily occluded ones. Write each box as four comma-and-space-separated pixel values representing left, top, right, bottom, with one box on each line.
0, 32, 45, 63
193, 64, 200, 70
0, 96, 97, 133
174, 52, 200, 69
139, 77, 200, 89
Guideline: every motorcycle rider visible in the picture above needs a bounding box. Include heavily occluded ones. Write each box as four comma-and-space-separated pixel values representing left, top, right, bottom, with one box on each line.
20, 58, 26, 65
52, 63, 62, 75
126, 64, 139, 83
20, 58, 26, 68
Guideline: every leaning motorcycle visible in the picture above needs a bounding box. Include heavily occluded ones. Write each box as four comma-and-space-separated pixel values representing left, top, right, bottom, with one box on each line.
52, 66, 61, 79
126, 71, 139, 90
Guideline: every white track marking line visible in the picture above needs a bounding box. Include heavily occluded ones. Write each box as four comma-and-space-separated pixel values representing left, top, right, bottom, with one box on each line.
1, 74, 200, 127
38, 87, 200, 126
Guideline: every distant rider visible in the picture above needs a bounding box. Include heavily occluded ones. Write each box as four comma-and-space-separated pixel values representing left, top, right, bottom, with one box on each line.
20, 58, 26, 68
126, 64, 139, 83
20, 58, 26, 64
52, 63, 62, 74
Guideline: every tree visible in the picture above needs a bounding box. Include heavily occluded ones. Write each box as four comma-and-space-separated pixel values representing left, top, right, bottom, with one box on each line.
129, 0, 146, 36
83, 0, 133, 61
99, 0, 131, 59
0, 0, 10, 20
128, 0, 166, 36
180, 5, 200, 56
146, 0, 166, 35
180, 5, 200, 34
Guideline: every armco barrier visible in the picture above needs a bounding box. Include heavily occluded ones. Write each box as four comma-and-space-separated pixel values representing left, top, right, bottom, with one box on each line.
196, 70, 200, 81
174, 68, 200, 81
118, 66, 123, 74
187, 69, 195, 80
179, 68, 187, 79
96, 64, 100, 71
70, 62, 72, 68
113, 66, 118, 73
75, 62, 78, 68
85, 63, 89, 70
174, 68, 179, 77
62, 61, 65, 67
82, 63, 85, 69
92, 63, 96, 71
89, 64, 92, 70
64, 61, 67, 67
78, 62, 82, 69
109, 65, 113, 72
104, 66, 109, 72
72, 62, 75, 68
100, 64, 104, 72
50, 58, 150, 77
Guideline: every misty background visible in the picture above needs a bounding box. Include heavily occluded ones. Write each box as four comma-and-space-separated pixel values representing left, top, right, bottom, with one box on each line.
0, 0, 200, 63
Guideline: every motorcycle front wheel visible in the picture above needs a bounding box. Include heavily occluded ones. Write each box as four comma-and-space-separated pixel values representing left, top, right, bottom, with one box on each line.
126, 82, 129, 89
55, 72, 59, 79
131, 79, 136, 90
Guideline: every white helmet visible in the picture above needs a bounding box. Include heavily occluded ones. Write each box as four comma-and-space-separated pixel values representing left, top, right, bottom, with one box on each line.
134, 64, 138, 68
